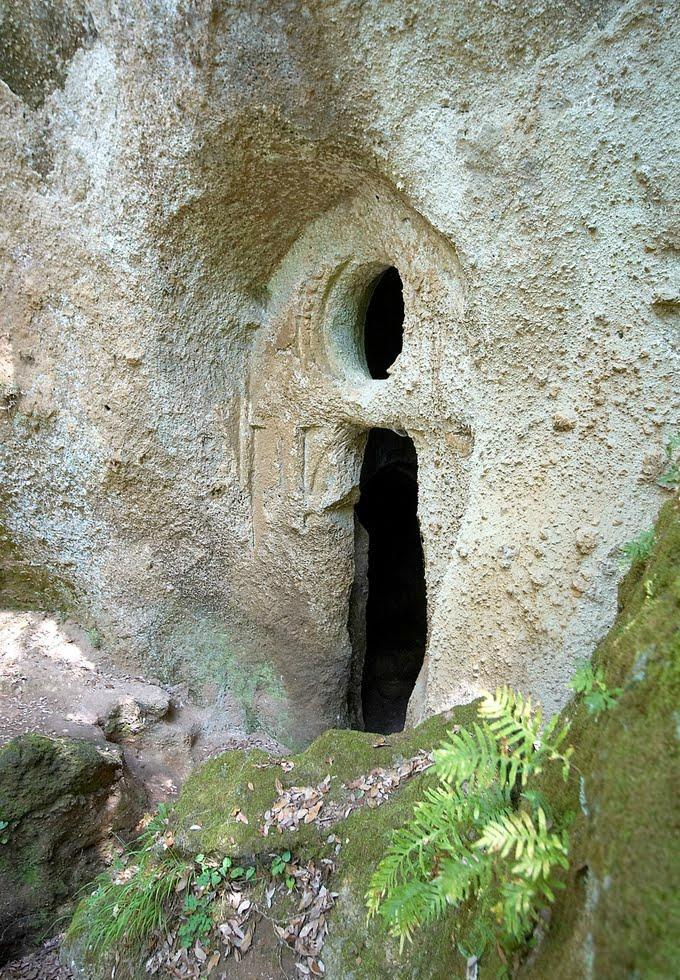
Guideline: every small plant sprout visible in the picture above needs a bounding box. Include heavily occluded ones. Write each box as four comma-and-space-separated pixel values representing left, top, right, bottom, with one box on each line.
271, 850, 296, 889
657, 433, 680, 491
177, 891, 213, 949
570, 662, 622, 715
0, 819, 9, 845
619, 529, 655, 569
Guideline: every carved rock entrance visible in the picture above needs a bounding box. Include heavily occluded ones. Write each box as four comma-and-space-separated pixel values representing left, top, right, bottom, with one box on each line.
246, 185, 469, 743
352, 428, 427, 734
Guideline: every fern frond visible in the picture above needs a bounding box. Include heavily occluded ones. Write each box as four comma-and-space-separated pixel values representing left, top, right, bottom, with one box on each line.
474, 808, 537, 860
434, 723, 500, 787
366, 784, 476, 914
480, 688, 572, 783
438, 851, 493, 906
499, 877, 539, 940
480, 688, 542, 767
511, 828, 570, 881
378, 878, 449, 951
366, 686, 573, 958
376, 849, 493, 950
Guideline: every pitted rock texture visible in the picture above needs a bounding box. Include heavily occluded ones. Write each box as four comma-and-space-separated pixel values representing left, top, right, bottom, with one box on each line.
0, 1, 678, 743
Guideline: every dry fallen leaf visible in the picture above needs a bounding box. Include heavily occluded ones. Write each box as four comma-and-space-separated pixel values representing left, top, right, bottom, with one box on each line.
304, 801, 323, 823
240, 924, 255, 954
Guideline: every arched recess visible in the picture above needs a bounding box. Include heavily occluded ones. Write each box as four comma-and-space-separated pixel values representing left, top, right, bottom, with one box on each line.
348, 428, 427, 733
245, 184, 469, 743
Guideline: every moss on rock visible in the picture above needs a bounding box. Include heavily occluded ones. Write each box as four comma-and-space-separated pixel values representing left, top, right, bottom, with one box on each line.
173, 703, 479, 860
0, 734, 143, 962
519, 495, 680, 980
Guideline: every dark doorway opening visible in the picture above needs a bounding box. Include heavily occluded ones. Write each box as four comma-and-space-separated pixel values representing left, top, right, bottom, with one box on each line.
363, 267, 404, 379
352, 428, 427, 733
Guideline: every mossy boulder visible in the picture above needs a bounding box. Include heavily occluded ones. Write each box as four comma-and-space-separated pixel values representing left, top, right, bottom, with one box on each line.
173, 704, 476, 858
0, 734, 144, 962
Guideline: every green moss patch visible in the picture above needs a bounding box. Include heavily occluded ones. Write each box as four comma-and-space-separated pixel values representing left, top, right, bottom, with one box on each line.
173, 704, 479, 859
521, 495, 680, 980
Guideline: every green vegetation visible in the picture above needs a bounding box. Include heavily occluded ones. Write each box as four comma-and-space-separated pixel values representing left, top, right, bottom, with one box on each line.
657, 433, 680, 491
366, 689, 572, 963
569, 662, 622, 714
619, 528, 655, 568
66, 796, 295, 967
69, 850, 186, 958
67, 805, 187, 958
270, 849, 296, 890
175, 852, 255, 950
0, 819, 9, 845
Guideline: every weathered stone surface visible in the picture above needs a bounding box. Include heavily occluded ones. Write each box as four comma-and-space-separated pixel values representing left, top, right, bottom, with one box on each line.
0, 1, 678, 743
0, 734, 143, 961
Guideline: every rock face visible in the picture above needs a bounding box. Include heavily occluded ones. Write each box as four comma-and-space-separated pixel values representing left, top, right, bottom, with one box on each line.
1, 1, 678, 743
0, 734, 143, 962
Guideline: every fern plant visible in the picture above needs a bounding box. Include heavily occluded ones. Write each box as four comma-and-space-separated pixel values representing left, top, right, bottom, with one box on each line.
569, 661, 621, 714
366, 688, 572, 963
619, 529, 655, 569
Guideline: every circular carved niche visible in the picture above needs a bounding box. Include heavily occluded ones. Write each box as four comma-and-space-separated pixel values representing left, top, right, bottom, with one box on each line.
323, 261, 406, 383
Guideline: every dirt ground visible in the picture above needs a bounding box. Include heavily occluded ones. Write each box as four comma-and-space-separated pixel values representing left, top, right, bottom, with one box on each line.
0, 610, 285, 802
